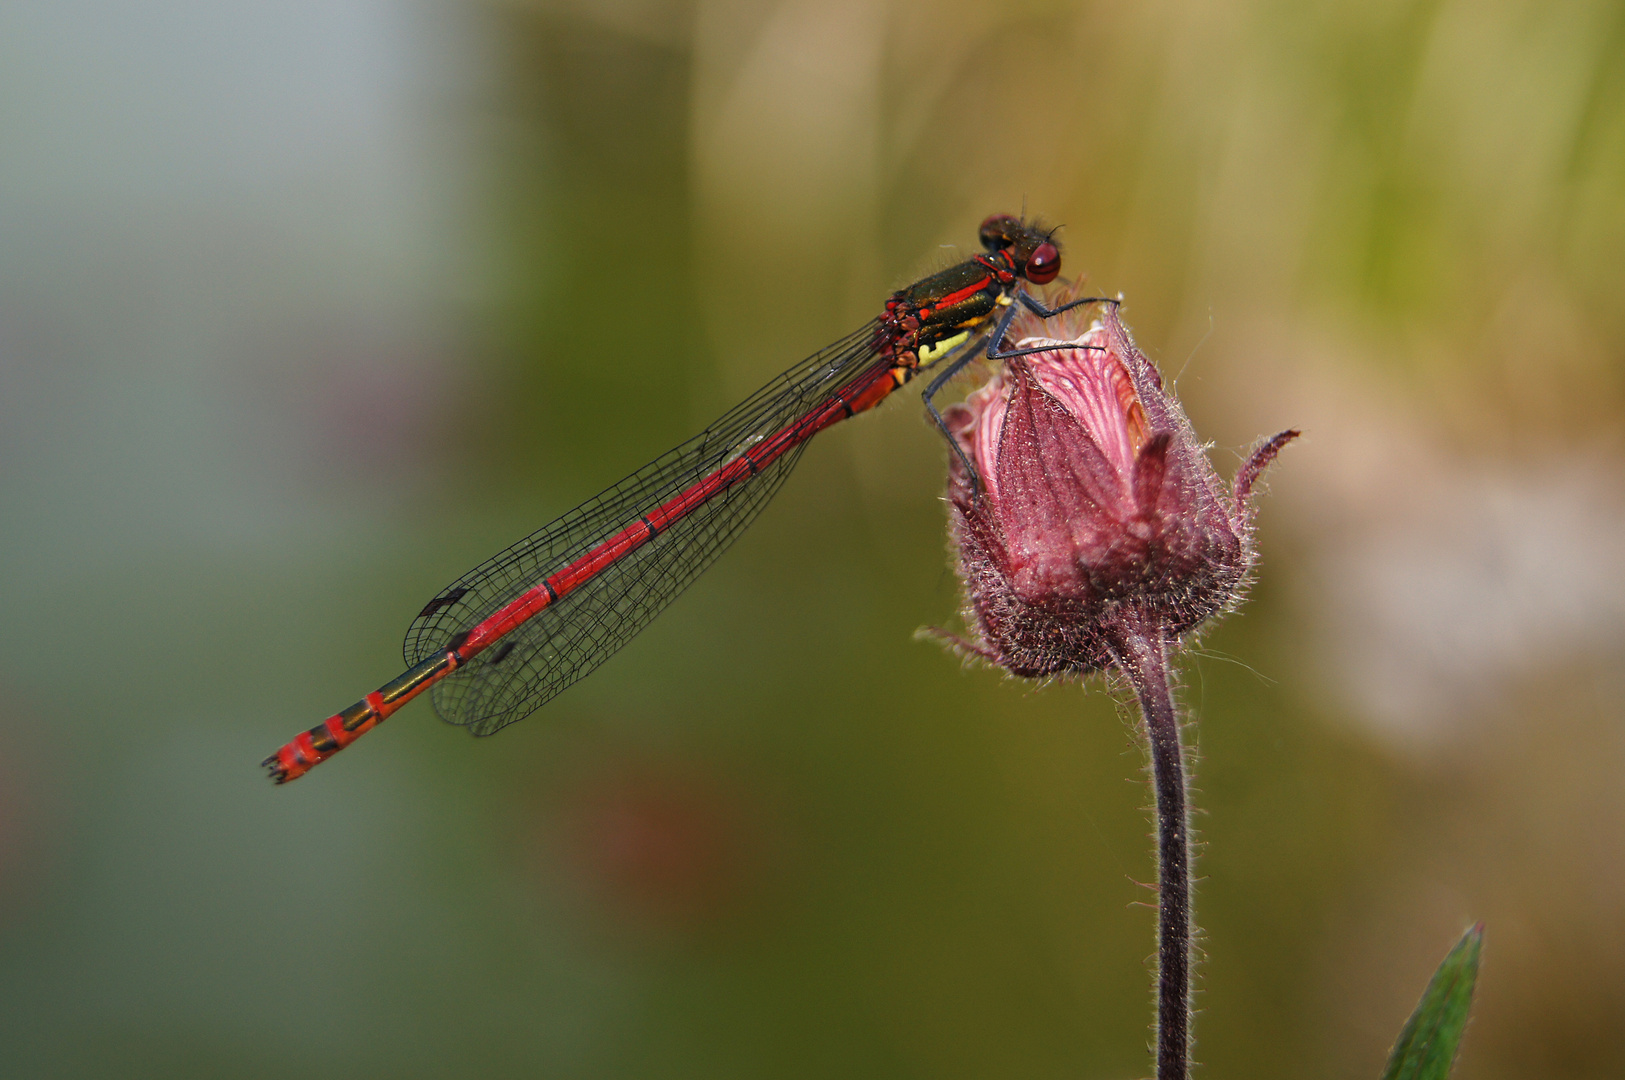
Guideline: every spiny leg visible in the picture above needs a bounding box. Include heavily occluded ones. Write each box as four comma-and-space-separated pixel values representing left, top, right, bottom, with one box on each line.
922, 334, 992, 497
1016, 290, 1119, 321
987, 292, 1120, 362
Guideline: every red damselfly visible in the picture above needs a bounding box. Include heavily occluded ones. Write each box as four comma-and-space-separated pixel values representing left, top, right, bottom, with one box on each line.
264, 215, 1115, 782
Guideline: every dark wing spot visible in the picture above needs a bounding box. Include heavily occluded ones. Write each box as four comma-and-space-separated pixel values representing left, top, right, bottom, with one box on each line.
446, 630, 471, 654
418, 586, 469, 619
487, 640, 517, 666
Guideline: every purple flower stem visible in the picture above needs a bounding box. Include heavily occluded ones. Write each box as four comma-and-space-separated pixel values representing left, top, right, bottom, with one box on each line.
1107, 617, 1191, 1080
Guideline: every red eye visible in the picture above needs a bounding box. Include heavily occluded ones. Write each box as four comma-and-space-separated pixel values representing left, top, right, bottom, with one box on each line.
1025, 242, 1060, 284
979, 214, 1022, 251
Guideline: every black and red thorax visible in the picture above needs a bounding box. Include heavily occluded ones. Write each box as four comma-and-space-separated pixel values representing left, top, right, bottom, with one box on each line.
874, 215, 1061, 372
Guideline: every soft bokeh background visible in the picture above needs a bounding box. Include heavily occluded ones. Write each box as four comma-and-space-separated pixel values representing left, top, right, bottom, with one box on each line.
1, 1, 1621, 1076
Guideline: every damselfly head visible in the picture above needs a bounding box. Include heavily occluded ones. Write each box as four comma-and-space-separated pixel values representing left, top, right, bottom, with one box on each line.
977, 214, 1062, 286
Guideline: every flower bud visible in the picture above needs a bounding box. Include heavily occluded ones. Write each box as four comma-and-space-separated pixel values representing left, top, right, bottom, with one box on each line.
938, 289, 1297, 676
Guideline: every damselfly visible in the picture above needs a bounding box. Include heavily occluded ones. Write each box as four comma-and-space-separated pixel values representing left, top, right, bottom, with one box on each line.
265, 215, 1114, 782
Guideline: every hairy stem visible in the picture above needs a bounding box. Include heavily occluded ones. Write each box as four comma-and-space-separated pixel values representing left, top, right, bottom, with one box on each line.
1108, 621, 1191, 1080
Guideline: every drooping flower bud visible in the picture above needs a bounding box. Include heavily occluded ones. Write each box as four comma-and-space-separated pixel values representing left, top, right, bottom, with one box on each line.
938, 287, 1297, 676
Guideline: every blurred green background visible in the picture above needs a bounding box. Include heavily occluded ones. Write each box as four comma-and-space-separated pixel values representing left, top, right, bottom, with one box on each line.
1, 1, 1622, 1077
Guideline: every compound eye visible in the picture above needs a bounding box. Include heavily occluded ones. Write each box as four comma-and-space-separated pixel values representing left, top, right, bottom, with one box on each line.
979, 214, 1022, 251
1024, 242, 1061, 284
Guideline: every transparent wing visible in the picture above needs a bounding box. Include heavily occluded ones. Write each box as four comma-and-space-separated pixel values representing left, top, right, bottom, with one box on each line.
401, 321, 887, 736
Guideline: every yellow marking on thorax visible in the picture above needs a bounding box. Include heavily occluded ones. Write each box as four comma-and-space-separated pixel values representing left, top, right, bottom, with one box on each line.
918, 329, 971, 365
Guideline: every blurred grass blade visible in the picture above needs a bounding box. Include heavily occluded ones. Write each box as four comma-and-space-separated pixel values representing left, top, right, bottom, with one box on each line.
1381, 924, 1484, 1080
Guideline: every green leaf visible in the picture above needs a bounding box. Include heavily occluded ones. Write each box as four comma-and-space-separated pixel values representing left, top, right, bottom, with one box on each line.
1381, 924, 1484, 1080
